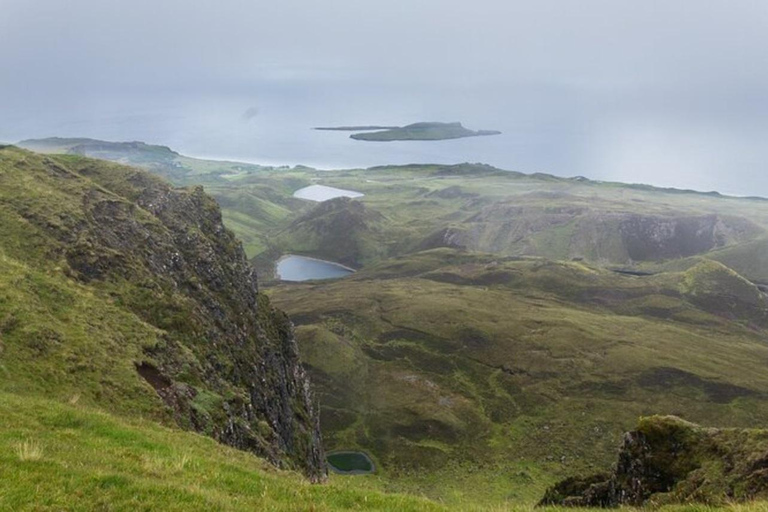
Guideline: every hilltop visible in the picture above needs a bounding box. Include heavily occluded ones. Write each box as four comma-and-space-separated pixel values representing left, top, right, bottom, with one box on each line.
22, 137, 768, 278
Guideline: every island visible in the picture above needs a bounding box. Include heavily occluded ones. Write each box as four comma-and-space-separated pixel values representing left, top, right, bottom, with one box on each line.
342, 122, 501, 141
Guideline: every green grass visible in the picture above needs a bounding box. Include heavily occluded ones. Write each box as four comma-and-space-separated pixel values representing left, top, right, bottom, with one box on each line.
268, 250, 768, 506
0, 146, 326, 478
5, 392, 768, 510
13, 139, 768, 508
0, 220, 167, 423
0, 392, 442, 511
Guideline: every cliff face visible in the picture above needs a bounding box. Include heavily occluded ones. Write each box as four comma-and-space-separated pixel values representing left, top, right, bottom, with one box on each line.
423, 205, 761, 264
540, 416, 768, 507
0, 148, 326, 480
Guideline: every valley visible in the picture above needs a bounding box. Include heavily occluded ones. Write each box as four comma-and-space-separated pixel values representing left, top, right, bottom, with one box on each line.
13, 137, 768, 509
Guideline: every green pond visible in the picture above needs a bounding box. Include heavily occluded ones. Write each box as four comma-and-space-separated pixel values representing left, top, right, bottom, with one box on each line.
326, 451, 375, 474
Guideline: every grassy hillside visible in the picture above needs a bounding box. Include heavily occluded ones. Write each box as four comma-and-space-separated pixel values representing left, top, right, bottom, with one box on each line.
6, 392, 768, 510
16, 137, 270, 184
14, 139, 768, 508
0, 146, 326, 479
268, 249, 768, 505
0, 392, 442, 511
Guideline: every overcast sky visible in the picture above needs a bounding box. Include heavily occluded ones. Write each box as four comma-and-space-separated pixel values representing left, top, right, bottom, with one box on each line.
2, 1, 768, 194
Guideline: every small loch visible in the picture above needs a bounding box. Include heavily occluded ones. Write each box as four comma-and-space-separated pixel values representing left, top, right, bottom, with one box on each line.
292, 184, 364, 202
276, 255, 354, 282
326, 451, 375, 475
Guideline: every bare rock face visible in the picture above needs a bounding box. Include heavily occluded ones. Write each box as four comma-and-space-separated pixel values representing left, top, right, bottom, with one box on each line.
539, 416, 768, 507
423, 201, 762, 265
617, 214, 755, 261
9, 150, 327, 481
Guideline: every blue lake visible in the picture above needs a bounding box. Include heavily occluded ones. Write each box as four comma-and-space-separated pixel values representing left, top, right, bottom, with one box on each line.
276, 255, 354, 282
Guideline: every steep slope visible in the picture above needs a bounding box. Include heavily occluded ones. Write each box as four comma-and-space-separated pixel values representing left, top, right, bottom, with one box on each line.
432, 204, 761, 263
0, 147, 325, 479
269, 249, 768, 502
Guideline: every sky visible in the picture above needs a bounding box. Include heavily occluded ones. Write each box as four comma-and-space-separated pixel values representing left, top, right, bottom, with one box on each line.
2, 1, 768, 194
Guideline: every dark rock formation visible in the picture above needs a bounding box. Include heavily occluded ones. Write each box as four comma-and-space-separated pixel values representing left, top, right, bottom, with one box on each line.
618, 214, 757, 261
539, 416, 768, 507
425, 203, 762, 265
6, 149, 327, 480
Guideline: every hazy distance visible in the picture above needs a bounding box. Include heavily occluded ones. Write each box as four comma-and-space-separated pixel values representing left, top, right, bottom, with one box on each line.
2, 0, 768, 195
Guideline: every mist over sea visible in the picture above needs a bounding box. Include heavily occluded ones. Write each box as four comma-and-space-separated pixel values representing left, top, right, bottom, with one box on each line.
2, 82, 766, 197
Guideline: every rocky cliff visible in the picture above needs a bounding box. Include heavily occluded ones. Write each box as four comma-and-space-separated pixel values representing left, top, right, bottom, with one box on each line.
0, 147, 326, 480
423, 203, 761, 265
540, 416, 768, 507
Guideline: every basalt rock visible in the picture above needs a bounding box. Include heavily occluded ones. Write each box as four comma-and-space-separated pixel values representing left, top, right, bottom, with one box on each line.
430, 203, 762, 264
1, 148, 327, 480
539, 416, 768, 507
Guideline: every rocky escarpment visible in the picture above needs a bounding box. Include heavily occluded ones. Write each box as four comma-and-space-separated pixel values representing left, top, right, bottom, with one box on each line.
0, 148, 326, 480
617, 214, 757, 261
422, 202, 761, 264
539, 416, 768, 507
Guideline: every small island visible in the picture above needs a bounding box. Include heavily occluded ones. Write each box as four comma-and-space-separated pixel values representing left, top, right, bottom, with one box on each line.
316, 122, 501, 141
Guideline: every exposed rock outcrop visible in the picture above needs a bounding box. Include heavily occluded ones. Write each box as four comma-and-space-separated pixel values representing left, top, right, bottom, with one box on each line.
424, 202, 762, 264
1, 148, 327, 480
540, 416, 768, 507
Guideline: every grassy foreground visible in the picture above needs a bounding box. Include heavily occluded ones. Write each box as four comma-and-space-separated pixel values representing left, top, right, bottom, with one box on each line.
4, 393, 768, 512
0, 392, 440, 511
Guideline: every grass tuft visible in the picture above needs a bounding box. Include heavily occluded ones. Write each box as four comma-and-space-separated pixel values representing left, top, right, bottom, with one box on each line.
15, 439, 43, 461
